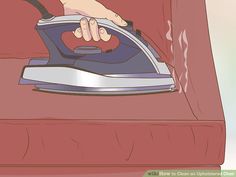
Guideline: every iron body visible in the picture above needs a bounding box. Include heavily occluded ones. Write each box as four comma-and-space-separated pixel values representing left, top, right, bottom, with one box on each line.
20, 15, 175, 95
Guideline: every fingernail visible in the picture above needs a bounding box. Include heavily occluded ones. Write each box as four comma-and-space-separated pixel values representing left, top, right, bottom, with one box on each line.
122, 20, 128, 26
90, 18, 95, 25
81, 18, 87, 24
100, 28, 104, 34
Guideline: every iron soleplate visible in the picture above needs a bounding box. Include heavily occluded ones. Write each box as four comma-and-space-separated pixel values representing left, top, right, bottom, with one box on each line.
35, 84, 175, 96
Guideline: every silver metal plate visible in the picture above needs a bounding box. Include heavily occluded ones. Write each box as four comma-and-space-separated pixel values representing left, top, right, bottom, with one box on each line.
22, 66, 175, 88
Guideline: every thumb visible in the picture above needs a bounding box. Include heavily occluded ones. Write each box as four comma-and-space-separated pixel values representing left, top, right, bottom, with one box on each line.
105, 9, 128, 27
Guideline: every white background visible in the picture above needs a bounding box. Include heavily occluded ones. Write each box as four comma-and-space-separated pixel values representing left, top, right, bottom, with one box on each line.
206, 0, 236, 169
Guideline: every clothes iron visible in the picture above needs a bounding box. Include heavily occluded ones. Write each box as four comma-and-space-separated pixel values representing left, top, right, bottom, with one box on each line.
20, 3, 175, 95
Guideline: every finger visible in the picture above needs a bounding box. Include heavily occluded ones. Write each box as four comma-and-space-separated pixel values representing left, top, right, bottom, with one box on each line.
89, 18, 100, 41
73, 28, 82, 38
105, 10, 127, 27
99, 27, 111, 42
80, 17, 92, 41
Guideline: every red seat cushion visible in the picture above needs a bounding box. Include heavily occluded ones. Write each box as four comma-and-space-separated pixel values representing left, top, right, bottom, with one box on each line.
0, 59, 225, 165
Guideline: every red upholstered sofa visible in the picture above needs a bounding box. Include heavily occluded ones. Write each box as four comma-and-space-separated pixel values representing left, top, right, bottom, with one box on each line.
0, 0, 225, 176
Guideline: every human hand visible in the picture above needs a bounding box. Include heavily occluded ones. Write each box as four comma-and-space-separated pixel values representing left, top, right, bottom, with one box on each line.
60, 0, 127, 42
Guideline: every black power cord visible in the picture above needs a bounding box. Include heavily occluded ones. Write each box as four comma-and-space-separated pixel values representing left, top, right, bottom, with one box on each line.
25, 0, 54, 19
